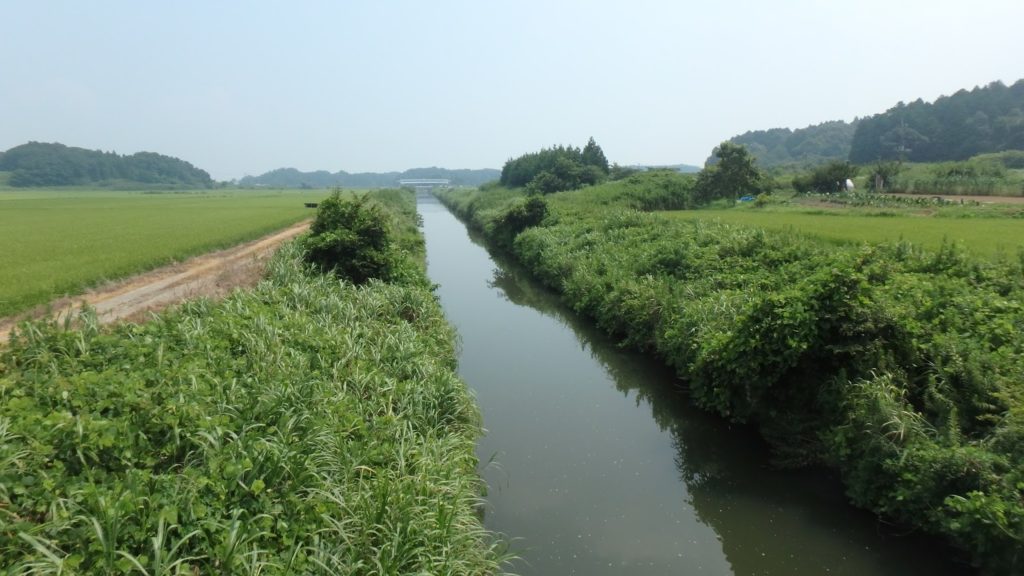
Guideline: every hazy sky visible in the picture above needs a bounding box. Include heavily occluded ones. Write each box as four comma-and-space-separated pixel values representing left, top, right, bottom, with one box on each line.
3, 1, 1023, 180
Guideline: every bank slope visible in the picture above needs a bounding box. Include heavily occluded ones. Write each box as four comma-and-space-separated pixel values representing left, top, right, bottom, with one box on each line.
438, 178, 1024, 575
0, 190, 508, 574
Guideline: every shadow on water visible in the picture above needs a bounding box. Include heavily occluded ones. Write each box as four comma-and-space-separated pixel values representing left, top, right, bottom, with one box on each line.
424, 194, 973, 575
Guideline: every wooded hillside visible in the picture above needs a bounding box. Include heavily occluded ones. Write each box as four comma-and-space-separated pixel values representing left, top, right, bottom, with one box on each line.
0, 142, 213, 188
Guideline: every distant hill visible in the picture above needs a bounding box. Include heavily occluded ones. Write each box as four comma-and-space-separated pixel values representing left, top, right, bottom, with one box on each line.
715, 78, 1024, 168
711, 120, 859, 168
629, 163, 701, 173
0, 142, 213, 188
850, 79, 1024, 163
239, 166, 500, 188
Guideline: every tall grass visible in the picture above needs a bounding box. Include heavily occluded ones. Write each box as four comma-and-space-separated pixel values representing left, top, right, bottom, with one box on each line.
0, 190, 511, 574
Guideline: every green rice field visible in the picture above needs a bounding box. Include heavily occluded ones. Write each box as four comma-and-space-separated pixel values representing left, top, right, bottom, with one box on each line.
0, 188, 328, 317
665, 208, 1024, 257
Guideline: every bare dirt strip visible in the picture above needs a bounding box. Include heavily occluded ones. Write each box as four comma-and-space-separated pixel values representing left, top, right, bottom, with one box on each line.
0, 221, 310, 345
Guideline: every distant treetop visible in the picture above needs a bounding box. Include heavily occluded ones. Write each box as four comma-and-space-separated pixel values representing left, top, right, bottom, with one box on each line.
849, 79, 1024, 163
712, 120, 859, 169
500, 137, 611, 194
713, 77, 1024, 168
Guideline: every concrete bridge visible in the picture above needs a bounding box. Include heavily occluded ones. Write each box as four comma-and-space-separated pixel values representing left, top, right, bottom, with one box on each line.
398, 178, 451, 190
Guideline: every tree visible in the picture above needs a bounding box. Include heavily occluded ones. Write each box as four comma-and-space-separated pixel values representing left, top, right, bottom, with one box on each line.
500, 139, 610, 193
867, 160, 902, 192
694, 142, 764, 204
791, 161, 860, 194
301, 191, 398, 284
581, 137, 610, 174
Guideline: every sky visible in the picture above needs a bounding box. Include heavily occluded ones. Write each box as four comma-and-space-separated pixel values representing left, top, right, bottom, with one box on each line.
3, 1, 1023, 181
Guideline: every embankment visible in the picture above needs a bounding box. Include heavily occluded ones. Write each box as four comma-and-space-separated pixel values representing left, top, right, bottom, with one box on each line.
0, 189, 507, 574
438, 176, 1024, 575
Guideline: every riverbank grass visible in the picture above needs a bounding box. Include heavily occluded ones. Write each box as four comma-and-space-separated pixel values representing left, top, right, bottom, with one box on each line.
0, 189, 508, 574
438, 176, 1024, 574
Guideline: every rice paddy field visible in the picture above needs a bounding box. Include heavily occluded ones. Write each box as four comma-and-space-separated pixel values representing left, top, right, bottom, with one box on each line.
0, 188, 329, 317
663, 208, 1024, 257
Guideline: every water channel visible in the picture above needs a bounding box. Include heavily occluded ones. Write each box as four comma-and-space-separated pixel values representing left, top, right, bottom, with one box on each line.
418, 193, 971, 575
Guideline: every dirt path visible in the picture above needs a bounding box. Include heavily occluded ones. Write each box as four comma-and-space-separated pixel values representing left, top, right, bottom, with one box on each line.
0, 221, 310, 345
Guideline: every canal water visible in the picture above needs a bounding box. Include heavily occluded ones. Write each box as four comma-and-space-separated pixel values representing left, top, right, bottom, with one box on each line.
418, 193, 970, 576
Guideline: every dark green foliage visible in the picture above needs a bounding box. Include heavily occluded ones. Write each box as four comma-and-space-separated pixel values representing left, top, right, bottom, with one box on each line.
694, 142, 765, 204
581, 137, 610, 173
716, 120, 859, 168
867, 160, 903, 191
882, 153, 1024, 195
301, 191, 404, 284
609, 163, 640, 180
500, 138, 610, 193
438, 184, 1024, 573
0, 142, 213, 188
488, 195, 548, 250
791, 161, 860, 193
850, 79, 1024, 163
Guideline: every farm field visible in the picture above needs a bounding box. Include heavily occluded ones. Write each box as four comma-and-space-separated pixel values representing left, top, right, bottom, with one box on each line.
664, 207, 1024, 257
0, 188, 328, 317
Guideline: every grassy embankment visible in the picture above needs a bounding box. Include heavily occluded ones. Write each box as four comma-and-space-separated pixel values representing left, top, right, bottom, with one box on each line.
438, 173, 1024, 574
0, 189, 509, 574
765, 150, 1024, 197
0, 187, 329, 318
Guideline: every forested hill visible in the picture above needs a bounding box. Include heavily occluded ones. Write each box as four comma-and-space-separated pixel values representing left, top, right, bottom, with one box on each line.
716, 120, 858, 168
715, 78, 1024, 168
850, 79, 1024, 163
0, 142, 213, 188
239, 166, 500, 188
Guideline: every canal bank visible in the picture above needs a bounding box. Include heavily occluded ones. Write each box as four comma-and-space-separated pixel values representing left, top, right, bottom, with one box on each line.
418, 192, 970, 576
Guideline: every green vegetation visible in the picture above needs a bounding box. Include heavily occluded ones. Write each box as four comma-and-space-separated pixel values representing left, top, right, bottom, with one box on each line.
0, 189, 507, 574
790, 160, 859, 194
438, 174, 1024, 573
0, 142, 213, 188
499, 138, 610, 193
851, 79, 1024, 163
717, 78, 1024, 179
302, 191, 407, 284
665, 207, 1024, 258
695, 142, 765, 203
0, 188, 325, 318
873, 152, 1024, 196
718, 120, 858, 168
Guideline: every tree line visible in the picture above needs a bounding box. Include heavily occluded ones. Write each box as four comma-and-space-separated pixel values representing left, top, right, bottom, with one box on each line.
717, 78, 1024, 168
0, 142, 213, 188
499, 137, 611, 193
850, 79, 1024, 163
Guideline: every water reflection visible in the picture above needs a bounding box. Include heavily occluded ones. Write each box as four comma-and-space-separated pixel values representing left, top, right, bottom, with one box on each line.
421, 194, 972, 575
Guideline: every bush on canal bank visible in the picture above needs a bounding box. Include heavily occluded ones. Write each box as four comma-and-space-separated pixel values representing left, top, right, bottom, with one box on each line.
438, 176, 1024, 574
0, 189, 509, 574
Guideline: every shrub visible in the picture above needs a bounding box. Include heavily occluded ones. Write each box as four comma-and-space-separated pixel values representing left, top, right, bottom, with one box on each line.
302, 191, 399, 284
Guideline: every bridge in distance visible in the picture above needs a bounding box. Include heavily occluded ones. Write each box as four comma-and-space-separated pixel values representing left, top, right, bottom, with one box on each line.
398, 178, 451, 191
